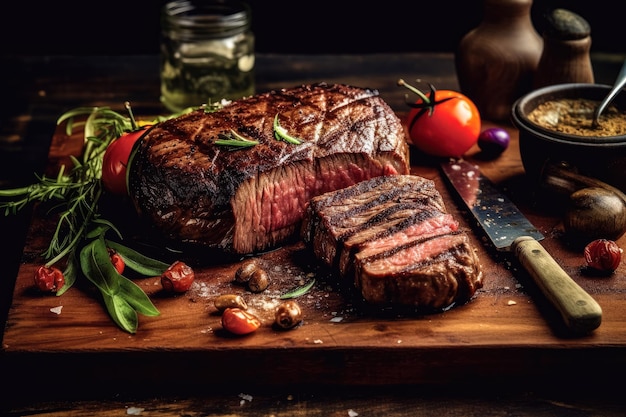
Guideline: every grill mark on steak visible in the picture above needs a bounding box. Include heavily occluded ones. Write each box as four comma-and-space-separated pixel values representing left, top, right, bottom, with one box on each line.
302, 175, 446, 270
129, 83, 410, 254
356, 230, 466, 267
338, 212, 458, 279
356, 234, 482, 309
301, 174, 483, 310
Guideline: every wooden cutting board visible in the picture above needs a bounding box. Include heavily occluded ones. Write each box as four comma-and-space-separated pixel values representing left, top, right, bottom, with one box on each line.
3, 118, 626, 394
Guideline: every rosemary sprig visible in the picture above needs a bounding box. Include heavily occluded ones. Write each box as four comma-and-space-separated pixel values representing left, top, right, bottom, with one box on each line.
215, 129, 259, 148
280, 278, 316, 299
0, 104, 180, 333
273, 113, 302, 144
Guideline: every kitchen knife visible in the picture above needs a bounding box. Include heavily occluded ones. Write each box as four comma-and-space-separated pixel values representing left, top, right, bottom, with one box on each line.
441, 159, 602, 334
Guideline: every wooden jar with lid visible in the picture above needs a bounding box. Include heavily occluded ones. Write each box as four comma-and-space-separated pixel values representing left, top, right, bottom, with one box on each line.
455, 0, 543, 122
533, 8, 594, 88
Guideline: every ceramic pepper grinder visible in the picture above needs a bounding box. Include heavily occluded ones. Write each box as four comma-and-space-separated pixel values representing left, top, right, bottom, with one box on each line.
455, 0, 543, 122
532, 8, 594, 88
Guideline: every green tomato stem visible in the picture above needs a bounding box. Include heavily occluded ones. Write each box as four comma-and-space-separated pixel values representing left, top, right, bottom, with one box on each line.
397, 79, 431, 104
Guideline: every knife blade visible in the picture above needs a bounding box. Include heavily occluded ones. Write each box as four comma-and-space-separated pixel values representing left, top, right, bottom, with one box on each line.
441, 159, 602, 334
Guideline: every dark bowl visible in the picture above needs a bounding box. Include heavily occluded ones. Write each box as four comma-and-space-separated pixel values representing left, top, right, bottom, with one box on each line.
512, 83, 626, 193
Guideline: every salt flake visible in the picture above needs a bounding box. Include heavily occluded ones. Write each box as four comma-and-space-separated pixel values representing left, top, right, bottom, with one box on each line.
507, 300, 517, 306
50, 306, 63, 315
239, 393, 253, 403
348, 410, 359, 417
126, 406, 144, 415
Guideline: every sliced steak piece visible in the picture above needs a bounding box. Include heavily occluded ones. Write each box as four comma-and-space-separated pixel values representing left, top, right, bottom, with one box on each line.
128, 83, 410, 255
301, 174, 445, 271
301, 175, 483, 310
355, 231, 482, 309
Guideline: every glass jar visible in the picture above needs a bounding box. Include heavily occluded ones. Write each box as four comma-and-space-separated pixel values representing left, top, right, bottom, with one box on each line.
160, 0, 255, 112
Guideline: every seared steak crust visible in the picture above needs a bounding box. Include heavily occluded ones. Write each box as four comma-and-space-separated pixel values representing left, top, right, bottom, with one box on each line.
128, 83, 410, 254
301, 175, 483, 310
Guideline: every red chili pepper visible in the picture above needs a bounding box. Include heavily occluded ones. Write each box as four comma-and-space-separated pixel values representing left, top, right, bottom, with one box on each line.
161, 261, 195, 293
34, 266, 65, 293
221, 307, 261, 335
108, 248, 125, 274
584, 239, 622, 272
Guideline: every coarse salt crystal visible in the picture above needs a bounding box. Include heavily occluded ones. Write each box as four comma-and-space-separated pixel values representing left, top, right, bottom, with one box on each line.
507, 300, 517, 306
126, 406, 144, 415
348, 410, 359, 417
239, 393, 253, 402
50, 306, 63, 315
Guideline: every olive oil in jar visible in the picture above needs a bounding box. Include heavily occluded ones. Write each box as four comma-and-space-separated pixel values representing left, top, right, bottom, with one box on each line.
160, 0, 255, 112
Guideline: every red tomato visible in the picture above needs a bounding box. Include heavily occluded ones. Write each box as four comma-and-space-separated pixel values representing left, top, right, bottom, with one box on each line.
101, 127, 150, 196
399, 80, 481, 158
221, 307, 261, 335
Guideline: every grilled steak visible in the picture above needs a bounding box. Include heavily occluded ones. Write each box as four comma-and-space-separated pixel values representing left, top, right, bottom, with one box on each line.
301, 175, 483, 310
128, 83, 410, 254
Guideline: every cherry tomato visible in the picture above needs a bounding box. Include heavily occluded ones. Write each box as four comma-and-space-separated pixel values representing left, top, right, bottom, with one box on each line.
161, 260, 195, 293
34, 265, 65, 293
398, 79, 481, 158
221, 307, 261, 335
101, 126, 150, 196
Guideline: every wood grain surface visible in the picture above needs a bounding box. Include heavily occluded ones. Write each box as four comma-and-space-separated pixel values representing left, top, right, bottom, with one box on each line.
2, 54, 626, 416
4, 115, 626, 395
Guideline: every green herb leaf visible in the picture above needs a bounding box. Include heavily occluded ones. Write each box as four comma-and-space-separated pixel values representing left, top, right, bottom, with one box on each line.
280, 278, 316, 299
273, 114, 302, 144
106, 240, 170, 277
80, 234, 161, 333
215, 129, 258, 148
118, 276, 160, 317
57, 256, 78, 296
103, 293, 139, 334
80, 238, 119, 295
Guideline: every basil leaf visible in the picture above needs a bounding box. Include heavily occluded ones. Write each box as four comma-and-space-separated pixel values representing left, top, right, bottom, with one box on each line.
92, 217, 123, 240
85, 223, 110, 239
118, 276, 160, 317
106, 240, 170, 277
94, 236, 121, 293
82, 237, 160, 333
103, 293, 139, 334
79, 239, 116, 295
57, 256, 78, 296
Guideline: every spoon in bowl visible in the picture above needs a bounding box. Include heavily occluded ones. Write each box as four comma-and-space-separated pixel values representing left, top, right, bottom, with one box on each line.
592, 58, 626, 128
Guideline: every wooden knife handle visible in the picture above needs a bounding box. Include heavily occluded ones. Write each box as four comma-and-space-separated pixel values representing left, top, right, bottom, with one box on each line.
511, 236, 602, 334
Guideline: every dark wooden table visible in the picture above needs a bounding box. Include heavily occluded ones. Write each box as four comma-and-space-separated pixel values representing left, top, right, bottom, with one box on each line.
2, 53, 626, 416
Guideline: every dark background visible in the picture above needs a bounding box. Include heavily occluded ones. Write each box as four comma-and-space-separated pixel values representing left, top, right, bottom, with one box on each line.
0, 0, 621, 56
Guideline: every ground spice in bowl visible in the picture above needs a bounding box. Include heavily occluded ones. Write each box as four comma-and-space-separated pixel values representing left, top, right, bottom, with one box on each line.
527, 98, 626, 137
